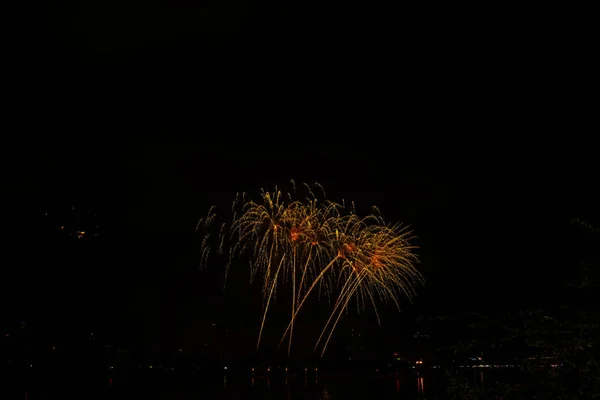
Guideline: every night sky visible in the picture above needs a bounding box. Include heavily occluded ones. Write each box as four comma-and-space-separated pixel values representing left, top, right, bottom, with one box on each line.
6, 2, 596, 361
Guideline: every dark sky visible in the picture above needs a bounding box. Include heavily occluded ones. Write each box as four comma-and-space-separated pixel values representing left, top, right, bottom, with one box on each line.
5, 3, 596, 361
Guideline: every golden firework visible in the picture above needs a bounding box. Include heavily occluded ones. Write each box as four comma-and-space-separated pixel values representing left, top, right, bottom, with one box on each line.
197, 181, 423, 356
312, 222, 422, 356
219, 182, 340, 350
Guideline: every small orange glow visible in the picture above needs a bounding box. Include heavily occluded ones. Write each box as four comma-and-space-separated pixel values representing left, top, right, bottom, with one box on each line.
60, 226, 64, 230
338, 242, 358, 259
290, 228, 301, 241
371, 255, 382, 268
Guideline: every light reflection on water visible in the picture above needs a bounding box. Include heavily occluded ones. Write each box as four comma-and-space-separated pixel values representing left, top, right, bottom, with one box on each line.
114, 374, 435, 399
207, 375, 430, 400
14, 370, 516, 399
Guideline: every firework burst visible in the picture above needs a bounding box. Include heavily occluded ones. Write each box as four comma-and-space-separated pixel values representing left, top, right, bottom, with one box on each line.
312, 222, 422, 356
197, 181, 423, 356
